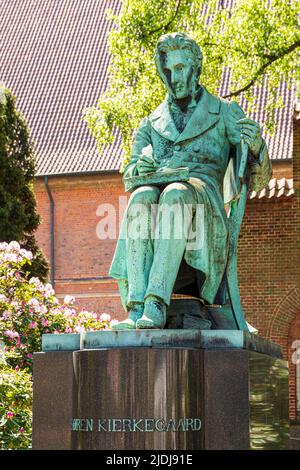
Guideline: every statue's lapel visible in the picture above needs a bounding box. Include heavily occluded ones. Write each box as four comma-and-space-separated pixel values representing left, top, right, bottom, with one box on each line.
150, 88, 221, 143
150, 99, 180, 142
175, 88, 221, 143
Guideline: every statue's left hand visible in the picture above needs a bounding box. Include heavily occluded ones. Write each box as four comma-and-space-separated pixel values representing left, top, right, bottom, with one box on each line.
136, 154, 159, 175
236, 118, 263, 157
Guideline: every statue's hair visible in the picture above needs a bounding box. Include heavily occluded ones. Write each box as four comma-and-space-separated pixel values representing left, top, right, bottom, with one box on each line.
154, 32, 202, 76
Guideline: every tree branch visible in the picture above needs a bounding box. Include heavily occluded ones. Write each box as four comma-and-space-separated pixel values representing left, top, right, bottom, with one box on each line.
222, 39, 300, 98
140, 0, 182, 38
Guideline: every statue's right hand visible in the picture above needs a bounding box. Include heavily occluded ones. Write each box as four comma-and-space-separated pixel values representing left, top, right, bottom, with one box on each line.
136, 155, 159, 175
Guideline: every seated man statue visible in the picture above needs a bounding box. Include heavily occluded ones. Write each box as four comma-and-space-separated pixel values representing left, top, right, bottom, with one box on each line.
109, 32, 272, 330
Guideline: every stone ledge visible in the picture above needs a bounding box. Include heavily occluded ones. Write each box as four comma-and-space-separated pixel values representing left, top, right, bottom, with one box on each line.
41, 330, 282, 358
42, 333, 80, 352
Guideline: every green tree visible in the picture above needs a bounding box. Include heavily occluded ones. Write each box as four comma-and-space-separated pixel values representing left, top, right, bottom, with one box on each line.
0, 84, 49, 281
84, 0, 300, 165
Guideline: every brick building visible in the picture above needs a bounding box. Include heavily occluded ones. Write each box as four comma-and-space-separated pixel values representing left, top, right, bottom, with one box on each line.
1, 0, 299, 424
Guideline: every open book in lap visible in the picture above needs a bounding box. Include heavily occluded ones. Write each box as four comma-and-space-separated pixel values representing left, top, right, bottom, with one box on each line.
124, 167, 190, 192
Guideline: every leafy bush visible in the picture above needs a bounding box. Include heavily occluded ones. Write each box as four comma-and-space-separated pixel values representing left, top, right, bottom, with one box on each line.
0, 349, 32, 449
0, 241, 115, 372
0, 241, 116, 449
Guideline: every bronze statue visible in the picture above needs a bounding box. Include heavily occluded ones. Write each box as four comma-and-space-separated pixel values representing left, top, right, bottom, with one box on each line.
109, 32, 272, 330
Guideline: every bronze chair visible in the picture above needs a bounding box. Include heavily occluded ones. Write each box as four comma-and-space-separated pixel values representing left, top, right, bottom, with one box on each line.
166, 141, 250, 331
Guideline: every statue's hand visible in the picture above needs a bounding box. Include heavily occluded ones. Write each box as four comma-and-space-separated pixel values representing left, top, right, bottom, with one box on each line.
136, 154, 159, 175
236, 118, 263, 158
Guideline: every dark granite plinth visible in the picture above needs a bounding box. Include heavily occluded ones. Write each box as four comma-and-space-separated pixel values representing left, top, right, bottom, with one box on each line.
33, 330, 289, 450
32, 351, 76, 449
290, 424, 300, 450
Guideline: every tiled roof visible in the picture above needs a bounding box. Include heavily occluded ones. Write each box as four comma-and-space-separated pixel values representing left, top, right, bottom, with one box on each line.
0, 0, 294, 177
219, 71, 294, 163
249, 178, 294, 200
0, 0, 122, 176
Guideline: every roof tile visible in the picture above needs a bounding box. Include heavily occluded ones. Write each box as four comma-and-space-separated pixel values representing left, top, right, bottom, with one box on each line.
249, 178, 294, 200
0, 0, 294, 177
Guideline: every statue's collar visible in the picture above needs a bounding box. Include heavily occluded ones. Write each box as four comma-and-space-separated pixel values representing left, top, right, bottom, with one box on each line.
149, 87, 221, 143
168, 86, 204, 114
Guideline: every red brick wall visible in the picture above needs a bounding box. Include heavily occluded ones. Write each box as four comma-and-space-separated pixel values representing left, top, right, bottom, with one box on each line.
238, 197, 298, 343
237, 194, 300, 418
33, 125, 299, 417
34, 174, 128, 319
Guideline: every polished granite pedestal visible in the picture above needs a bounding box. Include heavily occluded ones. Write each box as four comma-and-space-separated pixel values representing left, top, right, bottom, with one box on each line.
32, 330, 289, 450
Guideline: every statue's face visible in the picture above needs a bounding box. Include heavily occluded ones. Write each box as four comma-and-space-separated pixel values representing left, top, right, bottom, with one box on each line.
162, 49, 194, 99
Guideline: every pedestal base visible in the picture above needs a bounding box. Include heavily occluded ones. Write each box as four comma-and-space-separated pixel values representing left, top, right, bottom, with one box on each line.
33, 330, 289, 450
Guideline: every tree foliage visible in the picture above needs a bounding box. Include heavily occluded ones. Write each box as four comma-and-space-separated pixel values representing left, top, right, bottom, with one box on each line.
0, 84, 49, 281
84, 0, 300, 166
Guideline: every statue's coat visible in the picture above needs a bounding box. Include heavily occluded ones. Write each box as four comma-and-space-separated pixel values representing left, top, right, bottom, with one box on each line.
109, 87, 272, 306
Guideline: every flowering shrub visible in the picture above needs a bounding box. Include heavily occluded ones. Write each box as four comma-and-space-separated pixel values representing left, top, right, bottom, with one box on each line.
0, 348, 32, 449
0, 241, 116, 371
0, 241, 117, 448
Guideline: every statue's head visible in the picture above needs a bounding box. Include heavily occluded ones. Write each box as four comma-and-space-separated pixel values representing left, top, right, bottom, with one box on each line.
154, 32, 202, 101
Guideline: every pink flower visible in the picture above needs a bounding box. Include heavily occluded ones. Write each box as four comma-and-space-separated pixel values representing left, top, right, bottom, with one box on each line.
8, 241, 20, 251
27, 298, 40, 309
20, 427, 25, 433
6, 411, 14, 419
27, 353, 33, 359
29, 321, 37, 329
29, 277, 42, 287
44, 283, 55, 297
75, 325, 85, 333
15, 366, 20, 371
39, 305, 47, 314
64, 327, 73, 333
50, 308, 60, 315
64, 308, 74, 317
64, 295, 75, 305
41, 319, 50, 327
100, 313, 111, 322
1, 311, 10, 319
19, 248, 33, 260
4, 329, 19, 340
3, 252, 18, 263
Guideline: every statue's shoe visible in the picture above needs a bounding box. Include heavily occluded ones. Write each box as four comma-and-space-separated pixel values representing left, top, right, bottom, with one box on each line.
136, 296, 166, 329
111, 304, 144, 330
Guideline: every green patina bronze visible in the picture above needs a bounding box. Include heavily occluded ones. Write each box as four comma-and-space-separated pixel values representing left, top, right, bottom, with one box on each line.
109, 32, 272, 331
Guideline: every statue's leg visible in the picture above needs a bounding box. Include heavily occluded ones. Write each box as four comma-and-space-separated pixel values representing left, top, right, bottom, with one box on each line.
136, 183, 197, 329
112, 185, 161, 330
